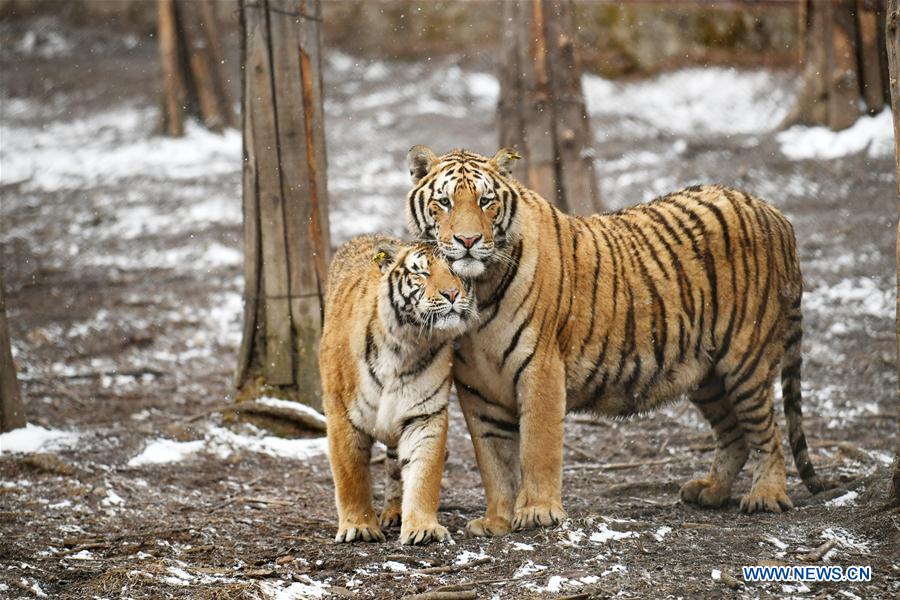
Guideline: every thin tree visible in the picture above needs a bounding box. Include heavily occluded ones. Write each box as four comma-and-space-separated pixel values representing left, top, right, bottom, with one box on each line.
886, 0, 900, 504
0, 275, 25, 433
782, 0, 890, 131
235, 0, 331, 412
498, 0, 603, 215
158, 0, 237, 136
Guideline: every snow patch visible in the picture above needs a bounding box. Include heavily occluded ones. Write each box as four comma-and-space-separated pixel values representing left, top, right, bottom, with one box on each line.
511, 542, 534, 551
0, 424, 80, 455
260, 577, 330, 600
589, 523, 638, 544
653, 526, 672, 542
820, 527, 870, 553
128, 439, 206, 467
454, 550, 488, 566
585, 68, 792, 135
805, 277, 892, 320
825, 491, 858, 508
126, 423, 328, 468
382, 561, 408, 572
1, 106, 241, 192
777, 110, 893, 160
513, 560, 547, 578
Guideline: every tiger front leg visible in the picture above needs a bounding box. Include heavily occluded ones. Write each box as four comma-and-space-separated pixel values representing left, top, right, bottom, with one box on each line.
512, 355, 567, 531
397, 409, 450, 545
327, 412, 385, 543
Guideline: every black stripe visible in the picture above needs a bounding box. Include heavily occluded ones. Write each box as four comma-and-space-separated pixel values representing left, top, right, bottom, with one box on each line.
502, 310, 533, 367
400, 405, 445, 433
477, 413, 519, 433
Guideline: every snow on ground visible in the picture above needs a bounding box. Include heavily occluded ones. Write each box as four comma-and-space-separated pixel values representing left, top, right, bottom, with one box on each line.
0, 423, 80, 454
128, 425, 328, 467
0, 106, 242, 191
584, 67, 794, 137
777, 110, 894, 160
259, 577, 330, 600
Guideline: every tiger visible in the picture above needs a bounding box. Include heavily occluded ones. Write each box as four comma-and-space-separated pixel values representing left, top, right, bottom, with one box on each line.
404, 145, 825, 537
320, 234, 475, 544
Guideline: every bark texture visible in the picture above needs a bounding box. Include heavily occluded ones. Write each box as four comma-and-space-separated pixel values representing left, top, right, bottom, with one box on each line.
887, 0, 900, 504
498, 0, 602, 215
236, 0, 330, 412
0, 275, 25, 433
158, 0, 236, 136
782, 0, 890, 131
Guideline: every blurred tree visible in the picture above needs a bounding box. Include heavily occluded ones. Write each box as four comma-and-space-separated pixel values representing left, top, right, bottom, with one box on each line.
782, 0, 889, 131
498, 0, 603, 215
157, 0, 236, 136
887, 0, 900, 504
0, 275, 25, 433
235, 0, 330, 414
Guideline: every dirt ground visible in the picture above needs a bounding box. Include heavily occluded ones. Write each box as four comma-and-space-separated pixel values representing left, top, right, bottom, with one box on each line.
1, 17, 898, 600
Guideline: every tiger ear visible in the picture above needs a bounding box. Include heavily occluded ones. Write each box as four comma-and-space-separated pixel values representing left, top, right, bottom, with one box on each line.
407, 145, 437, 183
490, 147, 521, 176
372, 240, 401, 273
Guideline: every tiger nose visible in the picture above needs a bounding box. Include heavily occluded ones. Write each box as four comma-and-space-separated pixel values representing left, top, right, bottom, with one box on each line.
441, 288, 460, 303
454, 234, 482, 249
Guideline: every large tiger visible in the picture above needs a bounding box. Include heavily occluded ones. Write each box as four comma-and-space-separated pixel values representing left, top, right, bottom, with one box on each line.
404, 146, 825, 537
320, 234, 475, 544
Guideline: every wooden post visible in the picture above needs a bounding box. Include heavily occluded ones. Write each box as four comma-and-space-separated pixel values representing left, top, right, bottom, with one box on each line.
236, 0, 330, 413
0, 276, 25, 433
783, 0, 890, 131
157, 0, 237, 136
886, 0, 900, 504
498, 0, 603, 215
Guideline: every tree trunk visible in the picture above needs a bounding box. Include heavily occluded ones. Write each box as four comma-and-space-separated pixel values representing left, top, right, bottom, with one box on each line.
782, 0, 890, 131
498, 0, 603, 215
0, 276, 25, 433
886, 0, 900, 505
158, 0, 237, 136
236, 0, 330, 413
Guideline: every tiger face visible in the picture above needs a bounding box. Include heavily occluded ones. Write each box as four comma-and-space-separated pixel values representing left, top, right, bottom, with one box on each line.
377, 241, 475, 333
405, 146, 521, 278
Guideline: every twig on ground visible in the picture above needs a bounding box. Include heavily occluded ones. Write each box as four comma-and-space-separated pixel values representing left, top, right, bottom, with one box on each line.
799, 539, 837, 562
568, 457, 680, 471
415, 557, 491, 575
564, 441, 598, 462
401, 592, 476, 600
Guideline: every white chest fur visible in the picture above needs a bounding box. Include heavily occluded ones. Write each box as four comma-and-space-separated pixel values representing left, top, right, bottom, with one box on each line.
350, 342, 451, 446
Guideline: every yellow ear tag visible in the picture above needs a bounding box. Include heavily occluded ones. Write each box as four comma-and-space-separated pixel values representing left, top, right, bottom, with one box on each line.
373, 251, 388, 265
507, 151, 522, 161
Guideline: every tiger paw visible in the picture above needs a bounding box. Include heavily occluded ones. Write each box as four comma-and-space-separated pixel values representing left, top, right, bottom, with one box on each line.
680, 478, 731, 508
399, 522, 450, 545
740, 485, 793, 514
465, 515, 511, 538
335, 520, 385, 543
379, 504, 402, 529
512, 503, 567, 531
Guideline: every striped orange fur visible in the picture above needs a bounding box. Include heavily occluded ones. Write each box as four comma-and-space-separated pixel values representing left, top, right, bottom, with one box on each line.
320, 234, 475, 544
405, 146, 825, 537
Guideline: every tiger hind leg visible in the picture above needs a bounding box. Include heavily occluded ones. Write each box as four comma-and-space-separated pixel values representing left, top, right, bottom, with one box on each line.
379, 446, 402, 529
681, 374, 750, 508
728, 365, 793, 513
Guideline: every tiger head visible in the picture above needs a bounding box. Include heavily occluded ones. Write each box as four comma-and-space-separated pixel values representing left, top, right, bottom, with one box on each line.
374, 240, 475, 334
405, 146, 522, 279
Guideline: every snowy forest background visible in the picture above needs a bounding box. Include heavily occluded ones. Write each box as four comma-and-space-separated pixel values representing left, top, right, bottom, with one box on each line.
0, 1, 897, 599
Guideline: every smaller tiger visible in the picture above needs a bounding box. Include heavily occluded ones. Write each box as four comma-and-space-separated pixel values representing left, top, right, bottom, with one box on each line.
320, 234, 475, 544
